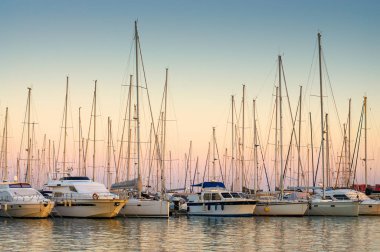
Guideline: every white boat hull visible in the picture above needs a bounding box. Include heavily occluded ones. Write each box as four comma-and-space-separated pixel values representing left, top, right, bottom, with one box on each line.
359, 202, 380, 215
0, 201, 54, 218
254, 201, 308, 216
187, 201, 256, 217
52, 199, 126, 218
119, 198, 169, 218
306, 201, 359, 216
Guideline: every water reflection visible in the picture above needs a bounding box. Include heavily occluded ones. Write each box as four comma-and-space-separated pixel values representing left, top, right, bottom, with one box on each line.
0, 216, 379, 251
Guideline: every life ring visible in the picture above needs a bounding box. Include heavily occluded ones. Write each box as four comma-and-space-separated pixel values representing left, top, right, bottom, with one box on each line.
264, 206, 270, 212
92, 193, 99, 200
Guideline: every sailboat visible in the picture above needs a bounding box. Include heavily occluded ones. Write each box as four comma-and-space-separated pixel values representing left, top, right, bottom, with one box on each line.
113, 21, 169, 218
254, 56, 308, 216
328, 97, 380, 215
306, 33, 359, 217
46, 77, 126, 218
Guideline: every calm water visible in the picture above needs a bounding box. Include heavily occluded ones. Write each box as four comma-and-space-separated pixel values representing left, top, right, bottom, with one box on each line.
1, 216, 379, 251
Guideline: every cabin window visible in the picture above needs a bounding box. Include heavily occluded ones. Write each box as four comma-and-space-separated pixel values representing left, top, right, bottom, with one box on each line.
333, 194, 350, 200
203, 193, 211, 201
69, 186, 77, 192
212, 193, 221, 200
54, 192, 63, 197
325, 196, 332, 200
231, 193, 241, 198
221, 193, 232, 198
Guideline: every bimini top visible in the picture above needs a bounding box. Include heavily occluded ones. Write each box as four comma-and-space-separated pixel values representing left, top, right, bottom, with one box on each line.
192, 181, 226, 189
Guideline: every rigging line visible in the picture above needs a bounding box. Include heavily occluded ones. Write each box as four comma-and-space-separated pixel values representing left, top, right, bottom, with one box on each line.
138, 38, 163, 167
348, 103, 364, 187
116, 33, 135, 139
222, 104, 231, 157
281, 95, 302, 186
111, 124, 118, 177
202, 143, 210, 186
327, 118, 340, 187
83, 90, 95, 173
146, 123, 154, 189
347, 103, 364, 186
257, 123, 271, 192
68, 89, 77, 166
304, 36, 318, 107
191, 157, 199, 191
18, 90, 29, 163
116, 78, 132, 182
351, 118, 363, 188
215, 137, 225, 184
263, 86, 277, 159
281, 61, 304, 181
255, 60, 278, 98
55, 92, 65, 170
322, 50, 344, 138
313, 140, 322, 188
313, 117, 327, 187
334, 125, 347, 188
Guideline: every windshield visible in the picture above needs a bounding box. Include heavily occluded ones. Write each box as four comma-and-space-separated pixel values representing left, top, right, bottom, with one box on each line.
231, 193, 241, 198
10, 188, 42, 197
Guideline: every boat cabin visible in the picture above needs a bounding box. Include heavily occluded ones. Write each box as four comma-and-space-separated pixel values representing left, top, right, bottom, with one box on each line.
0, 183, 43, 201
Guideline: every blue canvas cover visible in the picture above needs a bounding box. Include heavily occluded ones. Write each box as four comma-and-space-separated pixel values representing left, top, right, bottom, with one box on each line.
192, 181, 226, 189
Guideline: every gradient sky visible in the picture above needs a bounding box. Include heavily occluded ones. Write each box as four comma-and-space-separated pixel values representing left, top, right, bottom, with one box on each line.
0, 0, 379, 187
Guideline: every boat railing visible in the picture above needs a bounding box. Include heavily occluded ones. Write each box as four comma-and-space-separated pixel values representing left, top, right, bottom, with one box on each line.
0, 194, 46, 202
53, 192, 119, 200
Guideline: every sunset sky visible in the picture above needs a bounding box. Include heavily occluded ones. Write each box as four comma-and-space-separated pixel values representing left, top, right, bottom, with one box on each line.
0, 0, 379, 188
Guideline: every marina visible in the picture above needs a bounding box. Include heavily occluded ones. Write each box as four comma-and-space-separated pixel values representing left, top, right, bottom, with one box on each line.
1, 1, 380, 250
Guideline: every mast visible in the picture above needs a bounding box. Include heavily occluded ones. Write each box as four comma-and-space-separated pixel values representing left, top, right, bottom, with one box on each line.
126, 75, 133, 181
348, 98, 351, 184
241, 85, 245, 191
78, 107, 82, 176
92, 80, 97, 181
253, 99, 258, 194
274, 87, 279, 190
326, 113, 330, 187
63, 76, 69, 175
135, 21, 143, 198
48, 139, 51, 176
107, 117, 111, 189
169, 151, 172, 190
364, 96, 367, 188
278, 55, 284, 197
161, 68, 169, 196
309, 112, 315, 187
318, 33, 326, 198
189, 141, 192, 190
231, 95, 235, 190
297, 86, 302, 187
1, 107, 8, 181
224, 148, 227, 186
26, 87, 32, 184
212, 127, 216, 180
